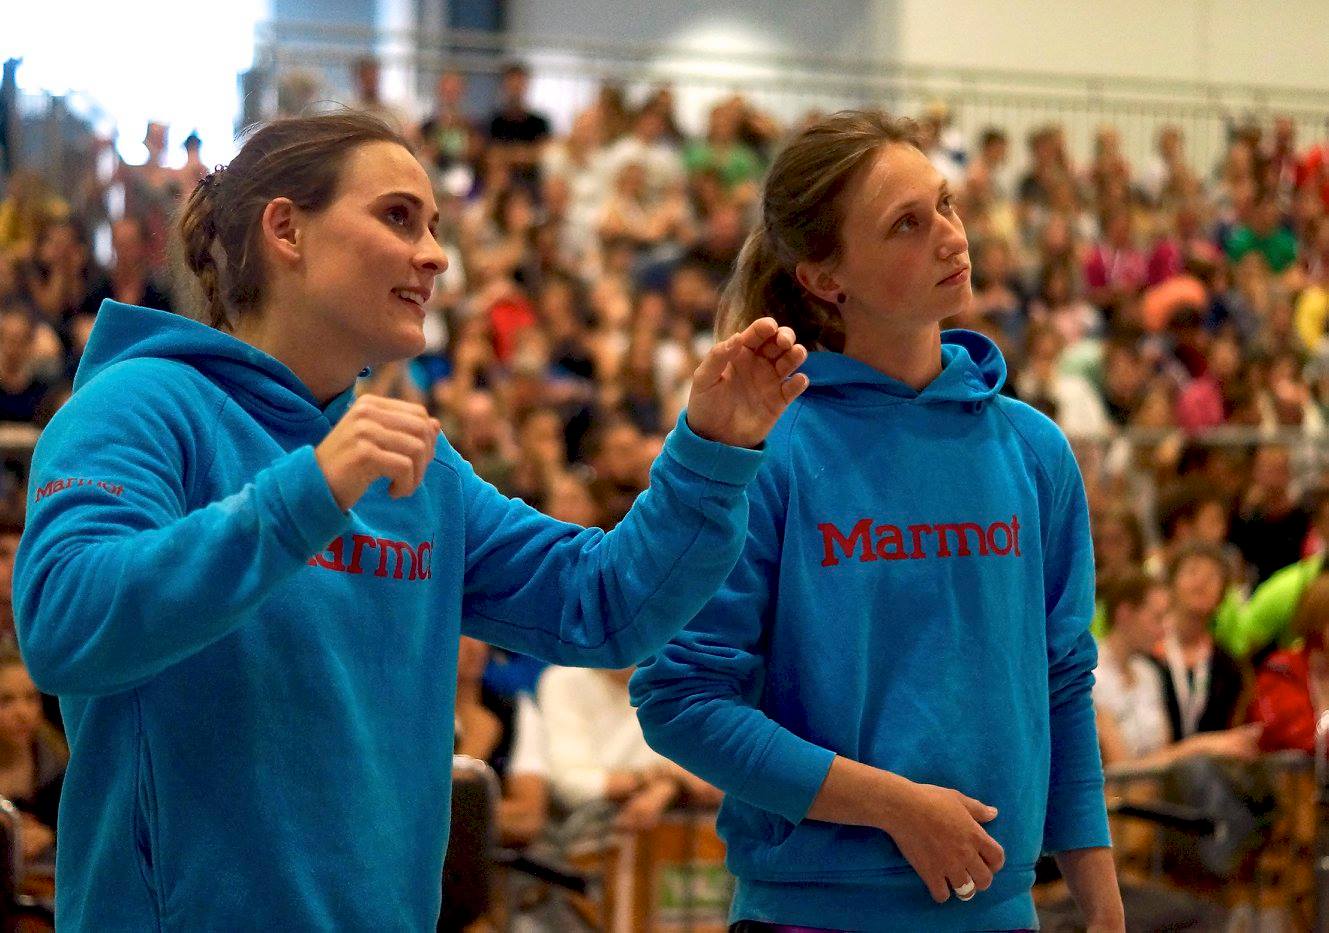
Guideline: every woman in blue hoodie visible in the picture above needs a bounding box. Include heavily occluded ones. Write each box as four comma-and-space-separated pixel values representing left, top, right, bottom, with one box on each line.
631, 111, 1123, 932
13, 111, 809, 931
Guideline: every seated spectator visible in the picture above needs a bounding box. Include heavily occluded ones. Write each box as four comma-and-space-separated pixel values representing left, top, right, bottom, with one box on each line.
417, 69, 482, 194
1248, 574, 1329, 755
0, 171, 69, 260
0, 514, 19, 652
1229, 444, 1314, 586
0, 650, 65, 863
0, 310, 55, 423
682, 100, 763, 201
455, 637, 549, 847
81, 216, 173, 314
539, 665, 720, 834
1226, 195, 1298, 275
1095, 572, 1260, 769
1083, 206, 1149, 313
1157, 543, 1250, 738
1230, 489, 1329, 658
603, 105, 685, 206
1012, 320, 1109, 438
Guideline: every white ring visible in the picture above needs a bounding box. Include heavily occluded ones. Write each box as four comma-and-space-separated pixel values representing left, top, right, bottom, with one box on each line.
953, 879, 977, 900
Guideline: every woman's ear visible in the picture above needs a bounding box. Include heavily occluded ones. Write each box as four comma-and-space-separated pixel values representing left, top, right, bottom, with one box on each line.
259, 198, 302, 268
795, 260, 841, 306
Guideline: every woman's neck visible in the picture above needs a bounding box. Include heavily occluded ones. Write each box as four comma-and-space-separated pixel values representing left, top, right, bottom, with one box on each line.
842, 323, 943, 391
234, 303, 361, 404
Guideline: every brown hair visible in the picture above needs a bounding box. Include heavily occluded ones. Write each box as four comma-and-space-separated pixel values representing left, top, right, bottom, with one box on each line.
1290, 575, 1329, 651
717, 110, 921, 351
176, 110, 408, 330
1097, 570, 1166, 632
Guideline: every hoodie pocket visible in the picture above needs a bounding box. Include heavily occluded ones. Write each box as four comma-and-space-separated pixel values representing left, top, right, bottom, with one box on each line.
133, 725, 163, 913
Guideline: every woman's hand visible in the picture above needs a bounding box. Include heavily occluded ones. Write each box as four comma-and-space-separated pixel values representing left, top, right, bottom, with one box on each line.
877, 780, 1006, 904
614, 778, 678, 833
315, 395, 440, 511
685, 317, 809, 449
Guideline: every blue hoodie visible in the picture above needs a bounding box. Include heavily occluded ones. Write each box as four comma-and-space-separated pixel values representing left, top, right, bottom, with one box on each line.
631, 330, 1109, 932
15, 300, 763, 931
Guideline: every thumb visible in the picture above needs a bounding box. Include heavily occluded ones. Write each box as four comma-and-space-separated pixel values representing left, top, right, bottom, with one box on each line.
964, 796, 999, 823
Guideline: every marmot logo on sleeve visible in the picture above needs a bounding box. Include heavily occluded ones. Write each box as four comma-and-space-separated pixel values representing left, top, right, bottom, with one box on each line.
308, 534, 434, 581
33, 478, 125, 501
817, 515, 1022, 567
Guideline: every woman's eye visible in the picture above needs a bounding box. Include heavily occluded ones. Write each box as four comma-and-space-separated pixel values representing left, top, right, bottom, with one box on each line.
386, 206, 410, 226
940, 195, 955, 213
895, 214, 917, 233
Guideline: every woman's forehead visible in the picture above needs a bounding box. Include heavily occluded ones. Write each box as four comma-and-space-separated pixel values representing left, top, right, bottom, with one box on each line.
341, 141, 434, 202
853, 144, 939, 217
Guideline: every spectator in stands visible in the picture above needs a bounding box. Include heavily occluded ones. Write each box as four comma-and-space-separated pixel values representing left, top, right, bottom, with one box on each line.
82, 216, 173, 314
0, 514, 19, 651
1230, 444, 1314, 586
1157, 543, 1249, 739
417, 69, 482, 194
539, 665, 719, 833
1248, 574, 1329, 754
1141, 124, 1196, 208
683, 100, 763, 203
603, 104, 685, 205
1094, 571, 1260, 769
1229, 489, 1329, 659
116, 121, 185, 273
1084, 205, 1148, 313
0, 310, 54, 423
0, 171, 69, 259
455, 636, 549, 846
0, 649, 65, 863
486, 62, 551, 197
1226, 195, 1298, 275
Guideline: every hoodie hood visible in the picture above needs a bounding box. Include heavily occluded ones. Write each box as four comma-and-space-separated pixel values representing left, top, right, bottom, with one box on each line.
77, 300, 357, 427
797, 328, 1006, 408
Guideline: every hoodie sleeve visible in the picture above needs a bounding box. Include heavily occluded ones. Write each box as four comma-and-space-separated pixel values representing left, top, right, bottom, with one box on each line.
15, 363, 350, 697
630, 444, 837, 824
1041, 438, 1112, 853
456, 410, 763, 669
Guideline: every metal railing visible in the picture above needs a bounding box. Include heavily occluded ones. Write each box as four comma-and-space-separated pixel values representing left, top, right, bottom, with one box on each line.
251, 21, 1329, 176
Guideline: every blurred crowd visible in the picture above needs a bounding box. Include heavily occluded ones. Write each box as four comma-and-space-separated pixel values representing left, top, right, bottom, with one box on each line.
3, 57, 1329, 915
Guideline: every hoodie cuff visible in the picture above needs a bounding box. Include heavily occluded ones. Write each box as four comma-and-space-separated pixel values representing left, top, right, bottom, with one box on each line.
663, 410, 764, 487
267, 445, 353, 558
742, 729, 837, 825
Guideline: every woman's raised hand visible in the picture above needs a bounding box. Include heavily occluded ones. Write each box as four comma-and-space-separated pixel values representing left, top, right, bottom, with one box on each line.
685, 317, 809, 449
315, 395, 440, 511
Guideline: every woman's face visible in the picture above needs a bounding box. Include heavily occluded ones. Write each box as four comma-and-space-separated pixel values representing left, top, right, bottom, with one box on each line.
1172, 555, 1225, 618
1121, 588, 1171, 655
0, 665, 41, 746
296, 142, 448, 367
825, 144, 972, 335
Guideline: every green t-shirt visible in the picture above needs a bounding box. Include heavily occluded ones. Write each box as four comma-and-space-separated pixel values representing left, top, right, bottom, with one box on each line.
1226, 225, 1298, 273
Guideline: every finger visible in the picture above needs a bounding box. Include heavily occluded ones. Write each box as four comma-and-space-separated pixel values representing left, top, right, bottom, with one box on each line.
377, 450, 419, 498
921, 867, 951, 904
736, 317, 778, 353
963, 796, 998, 823
356, 394, 433, 420
944, 867, 976, 902
965, 853, 995, 891
780, 373, 811, 404
978, 833, 1006, 873
360, 424, 431, 491
772, 344, 809, 379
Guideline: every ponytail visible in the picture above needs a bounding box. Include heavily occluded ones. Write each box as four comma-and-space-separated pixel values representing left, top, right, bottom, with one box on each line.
718, 227, 845, 352
178, 176, 229, 329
